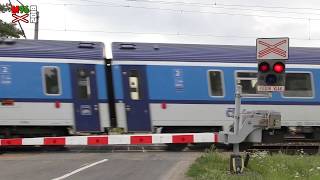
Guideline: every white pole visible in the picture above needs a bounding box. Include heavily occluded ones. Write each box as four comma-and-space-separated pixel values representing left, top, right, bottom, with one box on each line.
233, 84, 242, 154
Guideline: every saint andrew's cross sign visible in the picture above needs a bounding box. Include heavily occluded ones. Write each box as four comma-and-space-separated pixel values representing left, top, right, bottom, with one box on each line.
256, 38, 289, 60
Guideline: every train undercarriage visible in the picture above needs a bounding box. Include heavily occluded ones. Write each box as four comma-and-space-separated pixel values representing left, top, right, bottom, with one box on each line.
0, 126, 69, 138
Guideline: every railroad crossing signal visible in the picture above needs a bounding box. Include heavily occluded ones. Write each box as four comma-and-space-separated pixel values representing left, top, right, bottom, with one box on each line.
257, 59, 285, 91
256, 38, 289, 92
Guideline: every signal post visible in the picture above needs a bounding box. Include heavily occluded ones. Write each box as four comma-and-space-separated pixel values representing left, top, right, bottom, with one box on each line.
228, 37, 289, 174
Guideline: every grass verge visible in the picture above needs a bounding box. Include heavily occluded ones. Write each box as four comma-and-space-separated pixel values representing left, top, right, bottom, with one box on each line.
187, 149, 320, 180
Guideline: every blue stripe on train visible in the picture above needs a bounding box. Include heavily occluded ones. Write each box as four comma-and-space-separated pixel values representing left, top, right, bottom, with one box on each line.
146, 65, 320, 102
0, 62, 72, 99
0, 62, 108, 100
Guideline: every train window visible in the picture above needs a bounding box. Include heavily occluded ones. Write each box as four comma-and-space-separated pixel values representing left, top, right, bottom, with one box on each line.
236, 72, 267, 95
77, 69, 91, 99
237, 72, 257, 78
283, 72, 313, 98
42, 67, 61, 95
208, 70, 224, 97
129, 70, 141, 100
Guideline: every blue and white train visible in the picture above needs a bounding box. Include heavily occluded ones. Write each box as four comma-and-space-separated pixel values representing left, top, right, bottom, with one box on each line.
0, 39, 319, 141
0, 40, 109, 137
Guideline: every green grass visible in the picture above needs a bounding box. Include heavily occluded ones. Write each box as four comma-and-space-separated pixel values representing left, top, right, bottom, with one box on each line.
187, 150, 320, 180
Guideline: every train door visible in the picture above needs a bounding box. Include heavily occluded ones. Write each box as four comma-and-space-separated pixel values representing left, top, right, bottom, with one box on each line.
121, 65, 151, 132
71, 64, 101, 132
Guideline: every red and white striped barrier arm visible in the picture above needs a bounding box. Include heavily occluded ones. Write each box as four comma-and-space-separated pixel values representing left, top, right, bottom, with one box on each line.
0, 133, 219, 146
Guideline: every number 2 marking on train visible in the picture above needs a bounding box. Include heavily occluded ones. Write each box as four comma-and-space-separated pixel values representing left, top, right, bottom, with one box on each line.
1, 66, 8, 73
0, 66, 10, 74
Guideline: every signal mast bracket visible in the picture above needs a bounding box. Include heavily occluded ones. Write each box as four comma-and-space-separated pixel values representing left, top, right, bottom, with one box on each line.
223, 84, 282, 174
219, 110, 281, 144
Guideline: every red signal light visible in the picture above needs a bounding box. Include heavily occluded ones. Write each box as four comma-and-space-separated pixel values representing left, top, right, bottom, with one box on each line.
273, 62, 285, 73
258, 62, 269, 72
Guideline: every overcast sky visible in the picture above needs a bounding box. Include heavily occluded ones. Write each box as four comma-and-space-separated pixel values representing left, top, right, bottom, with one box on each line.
3, 0, 320, 57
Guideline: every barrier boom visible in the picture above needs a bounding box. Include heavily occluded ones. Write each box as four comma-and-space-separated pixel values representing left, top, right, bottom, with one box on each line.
0, 133, 219, 146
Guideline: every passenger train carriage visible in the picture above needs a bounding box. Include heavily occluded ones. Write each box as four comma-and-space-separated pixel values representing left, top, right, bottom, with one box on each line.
0, 39, 111, 137
112, 42, 320, 140
0, 39, 320, 141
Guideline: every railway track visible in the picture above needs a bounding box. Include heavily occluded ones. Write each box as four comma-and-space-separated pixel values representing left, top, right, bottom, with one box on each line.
247, 142, 320, 154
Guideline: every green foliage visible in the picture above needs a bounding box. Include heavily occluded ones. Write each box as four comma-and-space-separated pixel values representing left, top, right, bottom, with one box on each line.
0, 20, 23, 38
187, 151, 320, 180
0, 4, 9, 13
0, 3, 23, 38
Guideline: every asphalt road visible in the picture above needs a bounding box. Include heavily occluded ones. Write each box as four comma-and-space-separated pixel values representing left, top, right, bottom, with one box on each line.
0, 151, 201, 180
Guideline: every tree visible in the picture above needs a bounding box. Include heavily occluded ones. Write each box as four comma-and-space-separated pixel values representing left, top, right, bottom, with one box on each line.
0, 3, 23, 38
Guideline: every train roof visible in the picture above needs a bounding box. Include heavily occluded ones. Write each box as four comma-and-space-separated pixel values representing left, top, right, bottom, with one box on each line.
112, 42, 320, 64
0, 39, 105, 60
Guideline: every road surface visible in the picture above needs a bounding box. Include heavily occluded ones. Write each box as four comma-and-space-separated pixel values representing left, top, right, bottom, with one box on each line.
0, 151, 201, 180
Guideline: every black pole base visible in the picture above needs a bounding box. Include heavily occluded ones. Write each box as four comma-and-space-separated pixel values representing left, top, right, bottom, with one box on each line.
230, 154, 244, 174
